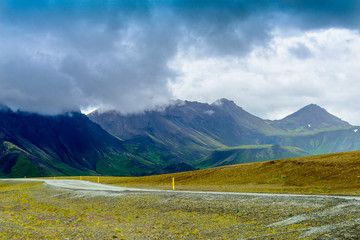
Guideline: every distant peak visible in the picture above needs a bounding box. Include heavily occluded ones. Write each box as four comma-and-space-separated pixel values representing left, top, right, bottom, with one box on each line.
303, 103, 322, 109
173, 99, 186, 106
87, 108, 118, 116
277, 103, 351, 130
211, 98, 236, 107
296, 104, 328, 114
285, 104, 329, 119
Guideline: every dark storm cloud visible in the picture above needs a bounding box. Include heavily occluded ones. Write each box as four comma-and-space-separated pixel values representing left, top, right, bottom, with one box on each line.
0, 0, 178, 113
0, 0, 359, 114
277, 0, 360, 29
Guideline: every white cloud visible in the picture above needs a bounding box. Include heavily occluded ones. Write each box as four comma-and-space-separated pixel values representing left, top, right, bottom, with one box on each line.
1, 1, 359, 123
169, 28, 360, 124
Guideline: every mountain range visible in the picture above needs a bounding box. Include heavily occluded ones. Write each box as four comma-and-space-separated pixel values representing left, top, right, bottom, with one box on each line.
88, 99, 359, 161
0, 108, 158, 177
1, 99, 359, 177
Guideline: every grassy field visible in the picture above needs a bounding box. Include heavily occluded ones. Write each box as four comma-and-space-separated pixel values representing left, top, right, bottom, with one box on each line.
2, 151, 360, 239
2, 181, 359, 239
49, 150, 360, 195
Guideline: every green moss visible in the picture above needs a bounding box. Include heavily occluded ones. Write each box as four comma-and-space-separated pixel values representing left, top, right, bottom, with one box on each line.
9, 155, 42, 178
46, 161, 91, 176
2, 141, 28, 154
197, 144, 309, 169
139, 150, 168, 164
217, 145, 273, 151
124, 142, 172, 165
96, 154, 155, 176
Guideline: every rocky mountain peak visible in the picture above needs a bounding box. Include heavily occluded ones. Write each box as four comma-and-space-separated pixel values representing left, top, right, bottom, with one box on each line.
211, 98, 237, 107
272, 103, 350, 131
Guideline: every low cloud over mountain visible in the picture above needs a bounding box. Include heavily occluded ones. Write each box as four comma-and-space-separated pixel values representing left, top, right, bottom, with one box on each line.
1, 1, 360, 123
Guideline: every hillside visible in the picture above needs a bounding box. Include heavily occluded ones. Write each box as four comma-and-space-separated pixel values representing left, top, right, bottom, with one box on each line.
89, 99, 360, 166
270, 104, 351, 132
0, 109, 159, 177
196, 144, 308, 169
88, 99, 283, 163
2, 100, 360, 178
93, 150, 360, 195
270, 127, 360, 155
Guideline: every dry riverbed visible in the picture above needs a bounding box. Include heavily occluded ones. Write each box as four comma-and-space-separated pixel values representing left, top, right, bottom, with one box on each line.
0, 180, 359, 239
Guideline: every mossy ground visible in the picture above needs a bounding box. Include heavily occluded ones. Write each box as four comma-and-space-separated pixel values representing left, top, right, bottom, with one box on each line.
1, 181, 359, 239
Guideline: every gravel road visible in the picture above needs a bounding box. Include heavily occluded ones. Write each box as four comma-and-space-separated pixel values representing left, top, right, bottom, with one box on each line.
4, 178, 360, 201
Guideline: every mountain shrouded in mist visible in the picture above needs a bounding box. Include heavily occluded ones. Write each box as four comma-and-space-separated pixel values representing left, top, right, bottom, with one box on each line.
89, 99, 360, 169
0, 109, 159, 177
1, 99, 360, 177
2, 1, 360, 177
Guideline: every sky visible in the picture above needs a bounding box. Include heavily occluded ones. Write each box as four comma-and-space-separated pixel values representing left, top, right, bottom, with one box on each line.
0, 0, 360, 124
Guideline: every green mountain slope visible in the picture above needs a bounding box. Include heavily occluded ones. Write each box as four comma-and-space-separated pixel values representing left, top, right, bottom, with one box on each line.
88, 99, 283, 163
0, 109, 159, 177
271, 127, 360, 155
2, 100, 359, 177
270, 104, 351, 132
196, 144, 309, 169
89, 100, 360, 169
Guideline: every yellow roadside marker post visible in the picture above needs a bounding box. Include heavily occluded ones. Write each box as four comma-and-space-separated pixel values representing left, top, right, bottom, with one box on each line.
98, 177, 100, 183
54, 176, 56, 180
80, 176, 82, 181
172, 177, 175, 190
